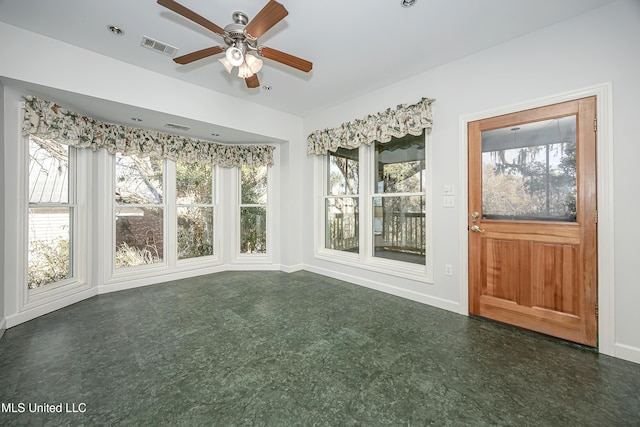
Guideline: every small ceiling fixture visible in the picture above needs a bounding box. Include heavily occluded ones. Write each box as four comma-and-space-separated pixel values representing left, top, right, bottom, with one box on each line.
401, 0, 417, 7
262, 85, 272, 91
107, 25, 124, 35
156, 0, 312, 89
131, 117, 143, 122
211, 133, 220, 137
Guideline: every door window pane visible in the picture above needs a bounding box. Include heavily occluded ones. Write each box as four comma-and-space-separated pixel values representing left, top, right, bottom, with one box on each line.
481, 116, 577, 221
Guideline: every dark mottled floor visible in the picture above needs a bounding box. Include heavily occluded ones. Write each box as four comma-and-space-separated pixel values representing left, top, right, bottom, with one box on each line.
1, 271, 639, 426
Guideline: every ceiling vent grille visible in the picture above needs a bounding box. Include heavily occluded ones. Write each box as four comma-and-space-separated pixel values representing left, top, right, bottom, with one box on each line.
141, 36, 178, 57
164, 123, 190, 131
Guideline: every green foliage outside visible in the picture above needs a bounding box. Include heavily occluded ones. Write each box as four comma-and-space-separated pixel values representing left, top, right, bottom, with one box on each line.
115, 242, 161, 268
240, 166, 267, 253
28, 238, 70, 289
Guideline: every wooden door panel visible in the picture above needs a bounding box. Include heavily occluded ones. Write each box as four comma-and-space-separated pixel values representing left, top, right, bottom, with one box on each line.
531, 243, 578, 315
469, 97, 597, 347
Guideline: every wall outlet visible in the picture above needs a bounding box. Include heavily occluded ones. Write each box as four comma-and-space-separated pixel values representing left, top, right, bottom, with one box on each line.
443, 185, 455, 195
445, 264, 453, 276
443, 195, 455, 207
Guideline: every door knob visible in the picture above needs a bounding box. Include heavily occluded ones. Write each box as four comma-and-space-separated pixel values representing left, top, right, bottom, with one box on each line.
470, 225, 485, 233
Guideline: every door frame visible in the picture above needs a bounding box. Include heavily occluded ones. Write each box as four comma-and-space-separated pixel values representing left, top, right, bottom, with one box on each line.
458, 83, 614, 356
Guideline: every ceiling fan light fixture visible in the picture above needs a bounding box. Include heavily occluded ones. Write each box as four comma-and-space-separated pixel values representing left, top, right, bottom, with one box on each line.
245, 54, 263, 74
237, 62, 254, 79
218, 57, 234, 73
225, 46, 244, 67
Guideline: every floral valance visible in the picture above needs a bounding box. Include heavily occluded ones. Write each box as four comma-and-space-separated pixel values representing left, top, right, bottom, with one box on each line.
307, 97, 435, 155
22, 96, 274, 168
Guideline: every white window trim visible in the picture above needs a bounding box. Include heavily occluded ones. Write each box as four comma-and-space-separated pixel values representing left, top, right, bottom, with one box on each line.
21, 137, 92, 309
315, 135, 434, 283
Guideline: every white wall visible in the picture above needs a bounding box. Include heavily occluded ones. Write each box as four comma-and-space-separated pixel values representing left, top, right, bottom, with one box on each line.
302, 0, 640, 363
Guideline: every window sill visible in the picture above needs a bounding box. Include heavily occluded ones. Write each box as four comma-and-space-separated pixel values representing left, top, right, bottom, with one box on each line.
314, 249, 432, 283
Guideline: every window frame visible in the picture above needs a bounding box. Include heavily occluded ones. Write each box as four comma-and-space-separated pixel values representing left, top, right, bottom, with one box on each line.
315, 134, 433, 283
236, 164, 271, 260
112, 153, 168, 273
174, 161, 218, 263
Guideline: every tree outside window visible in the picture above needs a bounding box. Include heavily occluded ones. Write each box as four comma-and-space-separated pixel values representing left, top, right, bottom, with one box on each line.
176, 161, 215, 260
240, 165, 267, 254
114, 154, 164, 268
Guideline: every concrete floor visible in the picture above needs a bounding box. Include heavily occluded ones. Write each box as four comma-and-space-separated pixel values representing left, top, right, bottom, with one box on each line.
1, 270, 639, 426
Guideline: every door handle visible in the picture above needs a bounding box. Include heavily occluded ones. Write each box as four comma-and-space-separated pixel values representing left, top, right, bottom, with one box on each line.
470, 225, 485, 233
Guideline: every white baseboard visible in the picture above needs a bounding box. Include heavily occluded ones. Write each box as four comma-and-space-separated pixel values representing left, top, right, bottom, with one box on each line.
614, 343, 640, 365
0, 317, 6, 340
281, 264, 304, 273
303, 264, 460, 313
6, 287, 98, 328
99, 264, 226, 294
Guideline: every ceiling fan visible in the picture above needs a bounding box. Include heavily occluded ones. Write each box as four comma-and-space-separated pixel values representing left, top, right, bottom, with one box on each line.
157, 0, 313, 89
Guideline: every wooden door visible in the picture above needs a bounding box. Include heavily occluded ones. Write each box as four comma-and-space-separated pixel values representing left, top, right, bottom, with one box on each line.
468, 97, 598, 347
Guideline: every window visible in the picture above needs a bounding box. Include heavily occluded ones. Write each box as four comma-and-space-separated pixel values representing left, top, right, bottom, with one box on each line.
176, 161, 215, 260
325, 148, 359, 252
319, 132, 429, 274
373, 135, 426, 265
239, 165, 267, 254
114, 154, 164, 268
481, 116, 577, 221
27, 136, 75, 289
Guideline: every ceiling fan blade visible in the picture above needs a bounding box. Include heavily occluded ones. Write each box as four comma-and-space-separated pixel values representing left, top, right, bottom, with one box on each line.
259, 47, 312, 73
173, 46, 224, 64
244, 0, 288, 39
157, 0, 226, 35
245, 74, 260, 89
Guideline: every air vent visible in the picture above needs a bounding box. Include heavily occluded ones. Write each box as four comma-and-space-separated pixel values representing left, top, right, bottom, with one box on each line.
141, 36, 178, 57
164, 123, 190, 131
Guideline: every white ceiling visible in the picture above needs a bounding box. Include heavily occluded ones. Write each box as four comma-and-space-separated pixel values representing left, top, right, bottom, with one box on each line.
0, 0, 617, 141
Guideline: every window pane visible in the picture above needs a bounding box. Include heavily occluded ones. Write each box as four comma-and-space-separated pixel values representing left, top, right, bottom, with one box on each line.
481, 116, 577, 221
328, 148, 359, 196
241, 165, 267, 204
373, 196, 425, 265
28, 207, 72, 288
176, 162, 212, 205
325, 197, 359, 252
177, 207, 214, 260
115, 207, 163, 268
29, 136, 69, 204
240, 207, 266, 254
115, 155, 163, 205
375, 134, 425, 194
